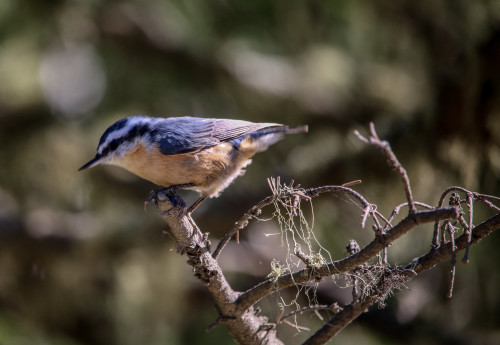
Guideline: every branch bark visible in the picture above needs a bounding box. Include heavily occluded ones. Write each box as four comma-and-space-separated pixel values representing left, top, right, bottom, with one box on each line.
150, 192, 283, 345
150, 190, 499, 345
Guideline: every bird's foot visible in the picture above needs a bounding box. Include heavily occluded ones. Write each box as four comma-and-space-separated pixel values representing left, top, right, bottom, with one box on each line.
144, 184, 196, 211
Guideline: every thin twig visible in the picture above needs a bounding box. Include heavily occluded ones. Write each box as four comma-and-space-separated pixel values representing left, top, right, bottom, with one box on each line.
370, 205, 383, 233
279, 304, 342, 323
385, 201, 434, 231
341, 180, 362, 187
446, 222, 456, 299
206, 316, 236, 333
462, 194, 473, 264
433, 188, 500, 249
475, 193, 500, 203
439, 220, 450, 246
361, 206, 371, 229
282, 319, 310, 331
304, 185, 391, 229
475, 197, 500, 212
346, 240, 361, 302
433, 187, 473, 248
354, 123, 416, 214
294, 249, 310, 266
212, 194, 275, 259
409, 213, 500, 273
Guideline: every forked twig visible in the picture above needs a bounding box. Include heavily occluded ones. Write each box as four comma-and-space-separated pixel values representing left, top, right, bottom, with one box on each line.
354, 122, 416, 214
385, 201, 434, 231
432, 186, 473, 248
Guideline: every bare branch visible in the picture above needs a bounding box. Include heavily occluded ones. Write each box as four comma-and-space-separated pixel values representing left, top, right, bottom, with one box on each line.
301, 298, 376, 345
206, 316, 236, 333
346, 240, 362, 302
432, 187, 500, 249
302, 213, 500, 345
151, 182, 495, 345
341, 179, 363, 187
475, 195, 500, 212
353, 130, 370, 144
385, 201, 434, 231
476, 193, 500, 203
304, 185, 391, 229
355, 123, 416, 214
236, 207, 459, 312
294, 249, 310, 266
462, 193, 474, 264
213, 194, 275, 260
151, 191, 284, 345
409, 213, 500, 273
445, 222, 457, 298
278, 304, 342, 324
214, 183, 386, 260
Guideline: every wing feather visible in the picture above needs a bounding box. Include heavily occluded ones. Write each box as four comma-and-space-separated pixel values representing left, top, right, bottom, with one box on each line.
154, 117, 282, 155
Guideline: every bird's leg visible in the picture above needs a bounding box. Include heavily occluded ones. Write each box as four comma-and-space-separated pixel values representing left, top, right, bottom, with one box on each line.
145, 183, 197, 209
161, 183, 197, 194
187, 195, 207, 215
145, 184, 206, 216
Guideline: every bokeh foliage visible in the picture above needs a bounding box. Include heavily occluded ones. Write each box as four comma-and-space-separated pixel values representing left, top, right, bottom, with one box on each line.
0, 0, 499, 344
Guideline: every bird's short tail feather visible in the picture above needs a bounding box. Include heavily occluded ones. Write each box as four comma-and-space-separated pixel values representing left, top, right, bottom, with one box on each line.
284, 125, 308, 134
248, 124, 308, 139
233, 124, 307, 152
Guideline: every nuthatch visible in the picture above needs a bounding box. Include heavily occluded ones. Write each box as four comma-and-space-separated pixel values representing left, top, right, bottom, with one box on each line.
80, 116, 308, 213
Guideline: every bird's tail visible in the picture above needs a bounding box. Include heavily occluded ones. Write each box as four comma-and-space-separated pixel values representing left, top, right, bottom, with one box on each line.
283, 125, 308, 135
239, 124, 308, 153
248, 124, 308, 138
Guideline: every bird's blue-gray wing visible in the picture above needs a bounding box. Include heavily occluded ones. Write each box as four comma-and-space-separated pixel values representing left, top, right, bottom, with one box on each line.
152, 117, 281, 155
151, 117, 218, 155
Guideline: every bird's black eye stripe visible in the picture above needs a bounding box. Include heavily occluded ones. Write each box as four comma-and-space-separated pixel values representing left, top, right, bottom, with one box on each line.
99, 123, 150, 158
100, 139, 118, 158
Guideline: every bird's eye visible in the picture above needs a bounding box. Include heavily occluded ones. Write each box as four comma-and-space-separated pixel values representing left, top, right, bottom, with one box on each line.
109, 140, 119, 152
100, 139, 120, 157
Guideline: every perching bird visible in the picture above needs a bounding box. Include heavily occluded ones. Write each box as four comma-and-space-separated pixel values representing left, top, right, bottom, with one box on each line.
79, 116, 308, 212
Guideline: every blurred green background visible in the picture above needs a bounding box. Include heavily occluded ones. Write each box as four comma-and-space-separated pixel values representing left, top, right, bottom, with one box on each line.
1, 0, 500, 344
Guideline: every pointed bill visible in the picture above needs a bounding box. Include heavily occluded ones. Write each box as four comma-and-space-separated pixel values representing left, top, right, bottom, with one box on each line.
78, 156, 102, 171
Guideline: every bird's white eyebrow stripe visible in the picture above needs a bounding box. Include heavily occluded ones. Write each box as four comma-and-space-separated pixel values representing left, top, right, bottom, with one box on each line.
97, 116, 160, 155
106, 117, 143, 142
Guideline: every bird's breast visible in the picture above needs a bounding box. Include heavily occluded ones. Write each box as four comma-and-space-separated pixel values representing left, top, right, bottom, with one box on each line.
112, 141, 252, 197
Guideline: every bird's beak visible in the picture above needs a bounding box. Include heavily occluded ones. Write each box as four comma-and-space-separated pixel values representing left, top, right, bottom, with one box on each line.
79, 156, 102, 171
